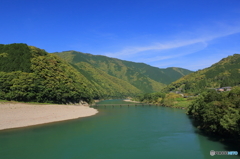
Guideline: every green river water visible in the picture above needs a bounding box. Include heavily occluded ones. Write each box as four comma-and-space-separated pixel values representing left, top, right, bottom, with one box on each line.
0, 99, 239, 159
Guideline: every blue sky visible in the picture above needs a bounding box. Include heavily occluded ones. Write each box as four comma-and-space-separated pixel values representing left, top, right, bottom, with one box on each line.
1, 0, 240, 71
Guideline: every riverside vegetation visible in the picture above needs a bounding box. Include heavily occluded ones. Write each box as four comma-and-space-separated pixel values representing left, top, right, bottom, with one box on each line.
135, 86, 240, 139
187, 87, 240, 138
134, 54, 240, 140
168, 54, 240, 139
133, 92, 193, 109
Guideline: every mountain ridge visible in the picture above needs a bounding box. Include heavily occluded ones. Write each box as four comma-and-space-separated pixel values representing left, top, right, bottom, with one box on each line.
54, 51, 192, 89
164, 54, 240, 94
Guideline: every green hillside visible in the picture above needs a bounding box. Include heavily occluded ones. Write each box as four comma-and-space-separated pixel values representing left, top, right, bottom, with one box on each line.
54, 51, 192, 92
164, 54, 240, 94
120, 61, 193, 84
0, 43, 95, 103
71, 62, 142, 98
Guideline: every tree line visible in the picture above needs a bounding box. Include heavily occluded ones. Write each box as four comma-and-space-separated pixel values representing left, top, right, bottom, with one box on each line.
187, 87, 240, 138
134, 92, 192, 108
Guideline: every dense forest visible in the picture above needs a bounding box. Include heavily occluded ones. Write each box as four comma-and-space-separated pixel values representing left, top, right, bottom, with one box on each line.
187, 87, 240, 138
0, 43, 47, 72
164, 54, 240, 94
0, 43, 94, 104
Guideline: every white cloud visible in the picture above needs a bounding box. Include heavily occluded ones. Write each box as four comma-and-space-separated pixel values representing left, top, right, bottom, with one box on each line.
104, 24, 240, 59
104, 39, 206, 58
137, 42, 208, 63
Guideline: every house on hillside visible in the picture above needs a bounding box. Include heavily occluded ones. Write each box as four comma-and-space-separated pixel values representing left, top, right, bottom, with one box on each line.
217, 88, 224, 92
217, 86, 232, 92
222, 86, 232, 91
208, 87, 232, 92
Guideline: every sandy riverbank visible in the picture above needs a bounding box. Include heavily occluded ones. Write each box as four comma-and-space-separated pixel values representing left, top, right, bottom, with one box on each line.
123, 99, 140, 103
0, 103, 98, 130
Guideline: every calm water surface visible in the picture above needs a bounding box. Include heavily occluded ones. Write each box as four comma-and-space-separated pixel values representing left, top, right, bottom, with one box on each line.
0, 99, 239, 159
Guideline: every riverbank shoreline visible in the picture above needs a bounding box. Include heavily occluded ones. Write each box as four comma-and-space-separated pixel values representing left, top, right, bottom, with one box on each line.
0, 103, 98, 131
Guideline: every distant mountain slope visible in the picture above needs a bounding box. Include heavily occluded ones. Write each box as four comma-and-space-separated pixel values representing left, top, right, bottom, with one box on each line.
71, 62, 142, 98
54, 51, 192, 92
120, 61, 193, 84
164, 54, 240, 94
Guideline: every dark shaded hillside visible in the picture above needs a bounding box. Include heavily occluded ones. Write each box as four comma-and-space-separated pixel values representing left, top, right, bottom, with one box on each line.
54, 51, 191, 92
164, 54, 240, 94
0, 43, 47, 72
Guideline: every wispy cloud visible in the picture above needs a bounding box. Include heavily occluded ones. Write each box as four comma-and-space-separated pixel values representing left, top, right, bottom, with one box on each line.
104, 39, 207, 58
137, 42, 208, 63
153, 50, 239, 71
192, 49, 240, 69
180, 57, 225, 71
104, 24, 240, 60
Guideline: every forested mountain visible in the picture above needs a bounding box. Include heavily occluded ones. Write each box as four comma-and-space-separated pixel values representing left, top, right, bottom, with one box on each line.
54, 51, 192, 92
0, 43, 192, 103
0, 43, 95, 103
164, 54, 240, 94
117, 62, 192, 85
70, 62, 142, 98
0, 44, 149, 103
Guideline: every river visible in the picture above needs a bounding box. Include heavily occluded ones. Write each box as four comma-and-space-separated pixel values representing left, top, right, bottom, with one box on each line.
0, 99, 239, 159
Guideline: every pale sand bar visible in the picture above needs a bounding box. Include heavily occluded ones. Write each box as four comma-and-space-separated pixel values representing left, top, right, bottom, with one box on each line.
0, 103, 98, 130
123, 99, 140, 103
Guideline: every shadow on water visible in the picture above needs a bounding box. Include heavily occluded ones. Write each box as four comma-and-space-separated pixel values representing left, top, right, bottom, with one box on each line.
188, 116, 240, 158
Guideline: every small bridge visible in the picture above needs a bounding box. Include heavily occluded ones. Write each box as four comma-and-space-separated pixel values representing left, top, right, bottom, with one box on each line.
90, 103, 159, 107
